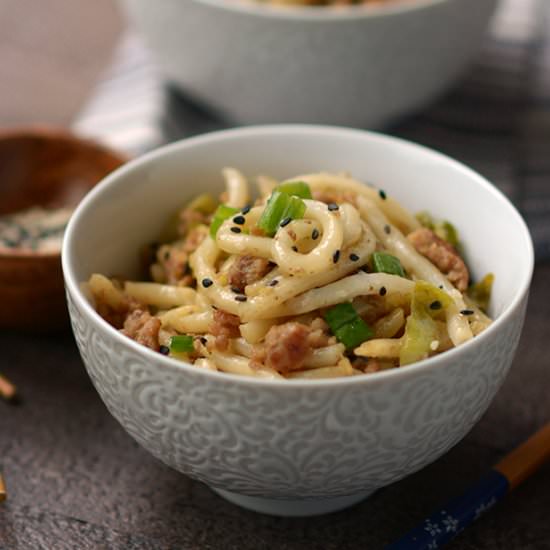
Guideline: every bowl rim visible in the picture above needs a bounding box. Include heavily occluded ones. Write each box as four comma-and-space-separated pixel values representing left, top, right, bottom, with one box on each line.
62, 124, 534, 388
190, 0, 449, 21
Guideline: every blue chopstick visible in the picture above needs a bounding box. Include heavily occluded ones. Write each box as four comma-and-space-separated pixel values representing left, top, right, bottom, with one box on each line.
386, 422, 550, 549
385, 470, 508, 549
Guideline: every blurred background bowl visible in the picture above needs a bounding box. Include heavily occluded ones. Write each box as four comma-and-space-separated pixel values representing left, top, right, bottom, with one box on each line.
116, 0, 498, 127
0, 127, 126, 331
62, 125, 533, 516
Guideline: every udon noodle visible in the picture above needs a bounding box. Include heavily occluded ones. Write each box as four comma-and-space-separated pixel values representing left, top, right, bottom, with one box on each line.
88, 170, 493, 380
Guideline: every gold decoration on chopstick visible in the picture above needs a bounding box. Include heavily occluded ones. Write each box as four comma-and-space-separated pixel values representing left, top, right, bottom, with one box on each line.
0, 373, 17, 402
0, 471, 6, 502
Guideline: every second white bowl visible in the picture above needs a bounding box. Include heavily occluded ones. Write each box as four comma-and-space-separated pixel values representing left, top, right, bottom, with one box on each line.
118, 0, 498, 127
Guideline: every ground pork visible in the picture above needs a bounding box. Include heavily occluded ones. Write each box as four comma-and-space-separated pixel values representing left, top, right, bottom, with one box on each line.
257, 322, 313, 374
228, 255, 272, 292
121, 309, 161, 351
178, 208, 210, 237
156, 244, 190, 285
407, 227, 469, 291
94, 288, 141, 330
210, 309, 241, 351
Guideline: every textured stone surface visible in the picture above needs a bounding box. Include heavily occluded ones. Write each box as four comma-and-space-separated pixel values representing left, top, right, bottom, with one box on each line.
1, 1, 550, 548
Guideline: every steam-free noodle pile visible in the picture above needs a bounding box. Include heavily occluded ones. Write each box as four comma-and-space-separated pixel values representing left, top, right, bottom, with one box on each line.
88, 169, 493, 380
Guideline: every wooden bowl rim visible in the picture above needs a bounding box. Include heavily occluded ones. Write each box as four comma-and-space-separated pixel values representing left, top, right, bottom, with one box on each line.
0, 125, 127, 260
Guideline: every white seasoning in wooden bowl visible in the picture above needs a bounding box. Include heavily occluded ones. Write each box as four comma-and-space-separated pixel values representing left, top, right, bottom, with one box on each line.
0, 206, 73, 253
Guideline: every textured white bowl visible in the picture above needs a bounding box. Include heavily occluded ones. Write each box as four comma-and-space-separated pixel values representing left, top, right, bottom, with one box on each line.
62, 125, 533, 516
117, 0, 498, 127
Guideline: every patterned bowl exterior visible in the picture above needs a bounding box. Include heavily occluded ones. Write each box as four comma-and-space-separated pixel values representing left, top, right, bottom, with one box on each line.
66, 286, 528, 500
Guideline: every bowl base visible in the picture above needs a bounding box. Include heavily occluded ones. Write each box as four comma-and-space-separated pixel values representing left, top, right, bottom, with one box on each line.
211, 488, 375, 517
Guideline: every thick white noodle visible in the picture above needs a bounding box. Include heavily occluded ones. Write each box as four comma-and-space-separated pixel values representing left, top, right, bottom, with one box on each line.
272, 200, 344, 276
124, 282, 197, 309
357, 196, 473, 345
289, 172, 421, 234
354, 338, 402, 358
193, 219, 376, 321
88, 273, 126, 310
223, 167, 250, 209
210, 351, 283, 379
159, 306, 213, 333
232, 338, 345, 369
339, 203, 362, 247
216, 206, 272, 259
287, 358, 354, 379
217, 201, 360, 276
279, 272, 414, 317
239, 319, 279, 344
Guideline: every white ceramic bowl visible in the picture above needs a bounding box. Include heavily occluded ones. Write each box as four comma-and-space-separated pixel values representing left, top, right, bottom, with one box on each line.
62, 125, 533, 516
116, 0, 498, 127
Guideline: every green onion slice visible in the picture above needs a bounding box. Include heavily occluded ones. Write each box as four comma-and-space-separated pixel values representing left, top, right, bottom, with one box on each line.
210, 204, 240, 238
324, 302, 373, 350
257, 191, 306, 237
277, 181, 312, 200
372, 251, 405, 277
169, 334, 195, 353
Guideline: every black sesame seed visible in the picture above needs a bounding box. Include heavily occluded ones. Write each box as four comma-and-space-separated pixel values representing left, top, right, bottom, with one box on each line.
235, 295, 247, 302
241, 205, 251, 215
311, 228, 320, 240
230, 226, 242, 233
379, 189, 387, 200
164, 250, 171, 260
328, 203, 339, 211
430, 300, 442, 310
280, 216, 292, 228
268, 279, 279, 287
231, 286, 241, 294
202, 278, 213, 288
384, 225, 391, 234
333, 250, 341, 263
379, 286, 387, 296
460, 309, 474, 316
159, 345, 170, 355
292, 246, 298, 252
439, 285, 444, 289
199, 337, 208, 345
233, 215, 246, 225
349, 253, 359, 262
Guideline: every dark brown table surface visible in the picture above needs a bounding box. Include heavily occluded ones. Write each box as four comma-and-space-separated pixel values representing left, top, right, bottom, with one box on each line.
1, 2, 549, 549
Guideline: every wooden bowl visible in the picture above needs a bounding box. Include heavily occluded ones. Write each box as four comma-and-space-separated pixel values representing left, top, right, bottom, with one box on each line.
0, 127, 127, 331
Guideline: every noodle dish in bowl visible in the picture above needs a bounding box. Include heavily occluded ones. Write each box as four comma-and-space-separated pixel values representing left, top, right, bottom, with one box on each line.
62, 125, 533, 516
